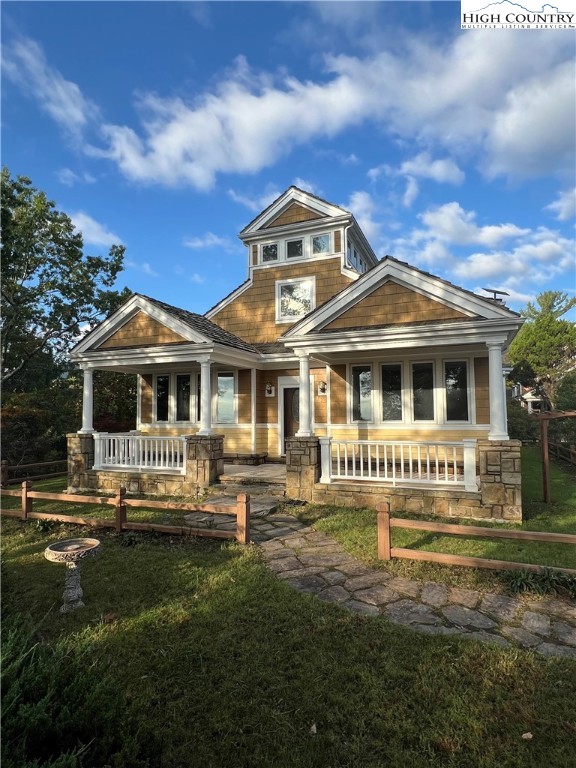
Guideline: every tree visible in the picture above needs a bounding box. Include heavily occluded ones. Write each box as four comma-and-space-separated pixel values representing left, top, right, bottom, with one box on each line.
508, 291, 576, 407
1, 168, 130, 385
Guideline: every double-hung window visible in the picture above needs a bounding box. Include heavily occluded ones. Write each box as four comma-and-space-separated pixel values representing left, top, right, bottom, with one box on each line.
381, 364, 403, 421
444, 361, 469, 421
412, 362, 435, 421
155, 375, 170, 422
216, 372, 235, 423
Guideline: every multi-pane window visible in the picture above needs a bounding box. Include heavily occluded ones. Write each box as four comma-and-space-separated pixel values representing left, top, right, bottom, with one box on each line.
381, 364, 403, 421
216, 373, 235, 423
176, 375, 191, 421
444, 361, 469, 421
287, 239, 303, 258
352, 365, 372, 421
412, 362, 434, 421
312, 234, 330, 254
262, 243, 278, 262
155, 375, 170, 421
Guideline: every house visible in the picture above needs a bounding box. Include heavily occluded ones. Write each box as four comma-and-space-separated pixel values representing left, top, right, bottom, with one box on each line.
68, 187, 524, 521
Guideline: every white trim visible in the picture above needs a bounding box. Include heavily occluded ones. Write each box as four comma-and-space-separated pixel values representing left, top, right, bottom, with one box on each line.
239, 187, 348, 235
251, 368, 257, 453
284, 258, 521, 338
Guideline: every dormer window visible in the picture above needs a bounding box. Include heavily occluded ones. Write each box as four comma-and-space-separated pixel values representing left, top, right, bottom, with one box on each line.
262, 243, 278, 262
287, 239, 303, 258
276, 277, 316, 322
312, 234, 330, 254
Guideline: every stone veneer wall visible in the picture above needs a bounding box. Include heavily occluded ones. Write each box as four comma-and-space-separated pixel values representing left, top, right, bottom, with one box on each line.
67, 434, 224, 496
285, 436, 522, 522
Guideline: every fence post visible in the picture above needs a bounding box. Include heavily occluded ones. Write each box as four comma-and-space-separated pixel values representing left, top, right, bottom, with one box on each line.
236, 493, 250, 544
1, 460, 8, 487
115, 486, 127, 533
376, 502, 391, 560
21, 480, 32, 521
319, 437, 332, 484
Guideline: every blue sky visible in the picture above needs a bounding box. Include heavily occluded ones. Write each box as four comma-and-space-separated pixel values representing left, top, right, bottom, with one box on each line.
2, 1, 575, 321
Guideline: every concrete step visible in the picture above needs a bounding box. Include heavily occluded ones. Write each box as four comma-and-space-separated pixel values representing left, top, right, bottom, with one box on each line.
210, 482, 286, 497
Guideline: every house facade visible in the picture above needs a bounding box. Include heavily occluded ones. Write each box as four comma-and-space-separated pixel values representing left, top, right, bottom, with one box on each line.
68, 187, 524, 521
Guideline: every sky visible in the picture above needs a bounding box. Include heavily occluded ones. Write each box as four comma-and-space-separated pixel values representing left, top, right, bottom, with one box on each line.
2, 1, 575, 322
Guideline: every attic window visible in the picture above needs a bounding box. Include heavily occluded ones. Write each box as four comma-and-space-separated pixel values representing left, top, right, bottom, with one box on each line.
312, 233, 330, 254
262, 243, 278, 262
287, 239, 303, 258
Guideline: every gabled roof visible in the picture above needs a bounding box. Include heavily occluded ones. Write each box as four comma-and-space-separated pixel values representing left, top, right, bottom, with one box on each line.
239, 186, 351, 237
282, 256, 521, 338
71, 293, 259, 356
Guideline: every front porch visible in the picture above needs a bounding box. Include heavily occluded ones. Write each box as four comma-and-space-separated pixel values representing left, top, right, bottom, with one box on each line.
67, 431, 522, 522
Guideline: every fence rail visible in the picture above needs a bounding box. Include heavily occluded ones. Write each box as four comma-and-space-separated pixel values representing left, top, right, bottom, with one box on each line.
1, 459, 67, 486
1, 482, 250, 543
376, 503, 576, 575
93, 434, 186, 474
320, 438, 478, 491
549, 442, 576, 466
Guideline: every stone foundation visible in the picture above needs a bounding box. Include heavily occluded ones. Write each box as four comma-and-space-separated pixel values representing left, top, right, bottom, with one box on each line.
224, 452, 268, 466
285, 436, 522, 522
67, 433, 224, 497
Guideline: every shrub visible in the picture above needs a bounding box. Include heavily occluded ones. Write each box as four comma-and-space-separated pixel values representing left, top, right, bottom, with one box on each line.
507, 400, 539, 443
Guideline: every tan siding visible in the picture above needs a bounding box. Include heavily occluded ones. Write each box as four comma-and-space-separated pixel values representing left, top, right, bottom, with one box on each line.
313, 369, 327, 424
323, 281, 468, 331
330, 365, 347, 424
334, 229, 341, 253
140, 374, 153, 423
265, 202, 323, 228
474, 357, 490, 424
252, 244, 258, 266
98, 311, 187, 349
237, 369, 252, 424
211, 258, 354, 343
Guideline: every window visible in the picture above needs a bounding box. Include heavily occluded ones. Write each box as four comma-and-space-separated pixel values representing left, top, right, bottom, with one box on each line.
444, 361, 469, 421
381, 364, 403, 421
216, 373, 235, 423
155, 375, 169, 421
176, 375, 191, 421
287, 239, 303, 258
312, 233, 330, 254
412, 362, 434, 421
352, 365, 372, 421
276, 278, 315, 322
262, 243, 278, 262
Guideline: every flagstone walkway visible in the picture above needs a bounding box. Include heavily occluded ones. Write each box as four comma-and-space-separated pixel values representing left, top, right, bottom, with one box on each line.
183, 501, 576, 658
253, 511, 576, 660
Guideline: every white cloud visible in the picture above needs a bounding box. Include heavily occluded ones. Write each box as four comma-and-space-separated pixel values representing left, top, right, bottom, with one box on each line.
399, 153, 465, 185
292, 177, 318, 194
228, 186, 281, 212
183, 232, 237, 251
417, 202, 529, 248
545, 188, 576, 222
57, 168, 96, 186
2, 37, 99, 139
70, 211, 123, 248
346, 190, 381, 242
190, 273, 205, 284
126, 260, 159, 277
402, 177, 419, 208
7, 32, 574, 188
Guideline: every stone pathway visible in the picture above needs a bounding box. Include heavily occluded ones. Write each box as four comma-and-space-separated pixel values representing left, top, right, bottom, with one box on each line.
181, 504, 576, 658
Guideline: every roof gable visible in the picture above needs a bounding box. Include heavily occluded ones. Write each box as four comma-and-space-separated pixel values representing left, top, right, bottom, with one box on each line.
240, 186, 349, 237
98, 310, 188, 349
283, 257, 520, 338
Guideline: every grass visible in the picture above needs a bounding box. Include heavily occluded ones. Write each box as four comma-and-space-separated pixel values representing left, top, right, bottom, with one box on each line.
294, 446, 576, 594
2, 517, 576, 768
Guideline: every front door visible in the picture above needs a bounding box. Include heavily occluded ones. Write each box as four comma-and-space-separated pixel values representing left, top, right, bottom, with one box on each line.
283, 387, 299, 453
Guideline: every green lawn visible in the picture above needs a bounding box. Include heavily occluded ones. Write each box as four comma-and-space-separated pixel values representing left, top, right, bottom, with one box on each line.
295, 446, 576, 593
2, 518, 576, 768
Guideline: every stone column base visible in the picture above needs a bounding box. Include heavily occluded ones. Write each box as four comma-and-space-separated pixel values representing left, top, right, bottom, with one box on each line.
285, 436, 320, 502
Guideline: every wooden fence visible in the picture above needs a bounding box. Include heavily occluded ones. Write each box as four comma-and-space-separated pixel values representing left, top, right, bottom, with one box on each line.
1, 459, 67, 486
549, 442, 576, 466
1, 482, 250, 543
376, 503, 576, 575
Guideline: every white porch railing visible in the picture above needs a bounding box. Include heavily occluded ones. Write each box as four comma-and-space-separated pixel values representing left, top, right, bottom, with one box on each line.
319, 438, 478, 492
93, 433, 187, 475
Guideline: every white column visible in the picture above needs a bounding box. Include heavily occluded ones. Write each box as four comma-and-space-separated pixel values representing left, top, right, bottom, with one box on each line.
296, 352, 312, 437
487, 341, 509, 440
78, 368, 94, 433
198, 358, 213, 435
319, 437, 332, 483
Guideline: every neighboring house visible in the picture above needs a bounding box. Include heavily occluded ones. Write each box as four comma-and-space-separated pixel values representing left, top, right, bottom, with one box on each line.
68, 187, 524, 521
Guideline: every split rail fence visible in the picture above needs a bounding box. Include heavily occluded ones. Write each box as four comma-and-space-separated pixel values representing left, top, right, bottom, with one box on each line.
376, 503, 576, 575
1, 482, 250, 544
1, 459, 67, 486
